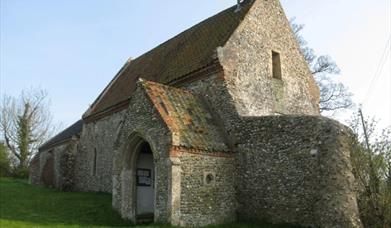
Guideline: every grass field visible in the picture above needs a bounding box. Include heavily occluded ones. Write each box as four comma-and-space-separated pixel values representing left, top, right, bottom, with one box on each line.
0, 178, 300, 228
0, 178, 134, 227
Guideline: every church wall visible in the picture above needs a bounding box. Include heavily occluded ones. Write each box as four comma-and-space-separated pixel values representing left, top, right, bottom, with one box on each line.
184, 73, 243, 148
234, 116, 362, 228
184, 73, 236, 122
74, 110, 126, 193
112, 87, 172, 223
29, 154, 40, 185
51, 145, 67, 188
173, 149, 236, 227
30, 142, 76, 190
39, 150, 55, 187
27, 1, 365, 227
219, 0, 320, 117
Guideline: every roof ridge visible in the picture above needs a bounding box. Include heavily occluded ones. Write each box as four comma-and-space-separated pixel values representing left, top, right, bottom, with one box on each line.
129, 1, 254, 65
139, 79, 194, 96
83, 58, 133, 118
85, 0, 256, 119
39, 119, 83, 151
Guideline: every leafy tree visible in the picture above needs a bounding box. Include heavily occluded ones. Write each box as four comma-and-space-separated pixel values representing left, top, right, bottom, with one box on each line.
0, 88, 56, 176
349, 113, 391, 227
290, 18, 353, 113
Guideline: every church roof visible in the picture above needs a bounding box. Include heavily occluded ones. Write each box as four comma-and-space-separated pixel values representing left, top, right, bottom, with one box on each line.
141, 80, 229, 152
85, 0, 254, 119
39, 120, 83, 151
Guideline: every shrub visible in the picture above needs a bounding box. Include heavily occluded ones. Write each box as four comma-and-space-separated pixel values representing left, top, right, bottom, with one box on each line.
0, 143, 12, 177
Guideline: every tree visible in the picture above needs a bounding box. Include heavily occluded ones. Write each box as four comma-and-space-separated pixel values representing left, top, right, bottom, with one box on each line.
290, 18, 353, 113
348, 113, 391, 227
0, 142, 12, 177
0, 88, 56, 176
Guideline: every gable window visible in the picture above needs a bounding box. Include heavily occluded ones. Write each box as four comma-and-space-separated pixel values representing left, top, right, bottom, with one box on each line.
93, 148, 97, 176
272, 51, 282, 80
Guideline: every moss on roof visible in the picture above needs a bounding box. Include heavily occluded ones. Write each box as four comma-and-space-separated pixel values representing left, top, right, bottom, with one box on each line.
141, 80, 229, 152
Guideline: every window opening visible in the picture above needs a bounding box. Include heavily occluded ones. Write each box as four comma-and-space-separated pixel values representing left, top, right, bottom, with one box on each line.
93, 149, 97, 176
272, 51, 282, 79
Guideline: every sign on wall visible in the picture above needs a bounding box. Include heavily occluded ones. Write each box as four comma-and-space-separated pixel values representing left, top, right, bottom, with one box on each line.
136, 168, 151, 186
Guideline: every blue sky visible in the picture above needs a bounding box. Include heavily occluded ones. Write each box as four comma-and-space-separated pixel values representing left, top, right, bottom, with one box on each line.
1, 0, 390, 130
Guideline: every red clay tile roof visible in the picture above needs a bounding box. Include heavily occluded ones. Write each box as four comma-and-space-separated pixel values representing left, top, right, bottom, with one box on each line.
86, 0, 254, 118
141, 80, 229, 152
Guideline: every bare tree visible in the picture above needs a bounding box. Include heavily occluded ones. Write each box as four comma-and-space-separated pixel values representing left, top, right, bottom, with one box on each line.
0, 88, 56, 173
290, 18, 353, 113
348, 113, 391, 227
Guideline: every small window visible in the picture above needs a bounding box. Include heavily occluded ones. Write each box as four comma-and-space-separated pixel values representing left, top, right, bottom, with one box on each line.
203, 172, 216, 186
272, 51, 282, 79
205, 173, 214, 184
93, 149, 97, 176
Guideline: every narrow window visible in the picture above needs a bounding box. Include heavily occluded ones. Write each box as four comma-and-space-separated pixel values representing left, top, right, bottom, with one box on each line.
93, 149, 97, 176
272, 51, 282, 79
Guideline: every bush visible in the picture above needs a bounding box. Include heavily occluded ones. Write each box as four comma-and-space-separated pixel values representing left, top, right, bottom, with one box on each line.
11, 166, 29, 179
1, 142, 30, 178
0, 143, 12, 177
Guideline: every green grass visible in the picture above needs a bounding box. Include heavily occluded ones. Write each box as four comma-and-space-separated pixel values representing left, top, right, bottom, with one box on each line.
0, 178, 300, 228
0, 178, 134, 227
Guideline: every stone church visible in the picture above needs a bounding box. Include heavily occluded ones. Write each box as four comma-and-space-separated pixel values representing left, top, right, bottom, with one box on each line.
30, 0, 363, 227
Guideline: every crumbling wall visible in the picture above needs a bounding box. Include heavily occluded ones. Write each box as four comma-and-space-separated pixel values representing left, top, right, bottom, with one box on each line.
235, 116, 362, 228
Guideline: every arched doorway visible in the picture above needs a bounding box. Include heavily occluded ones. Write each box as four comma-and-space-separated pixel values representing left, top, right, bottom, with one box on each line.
134, 141, 155, 222
115, 134, 158, 223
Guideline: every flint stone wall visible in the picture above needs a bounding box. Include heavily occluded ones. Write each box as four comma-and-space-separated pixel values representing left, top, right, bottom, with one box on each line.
74, 110, 125, 193
30, 141, 77, 190
112, 86, 172, 223
235, 115, 362, 228
29, 155, 41, 185
176, 149, 236, 227
219, 0, 320, 117
29, 0, 364, 226
184, 73, 243, 149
